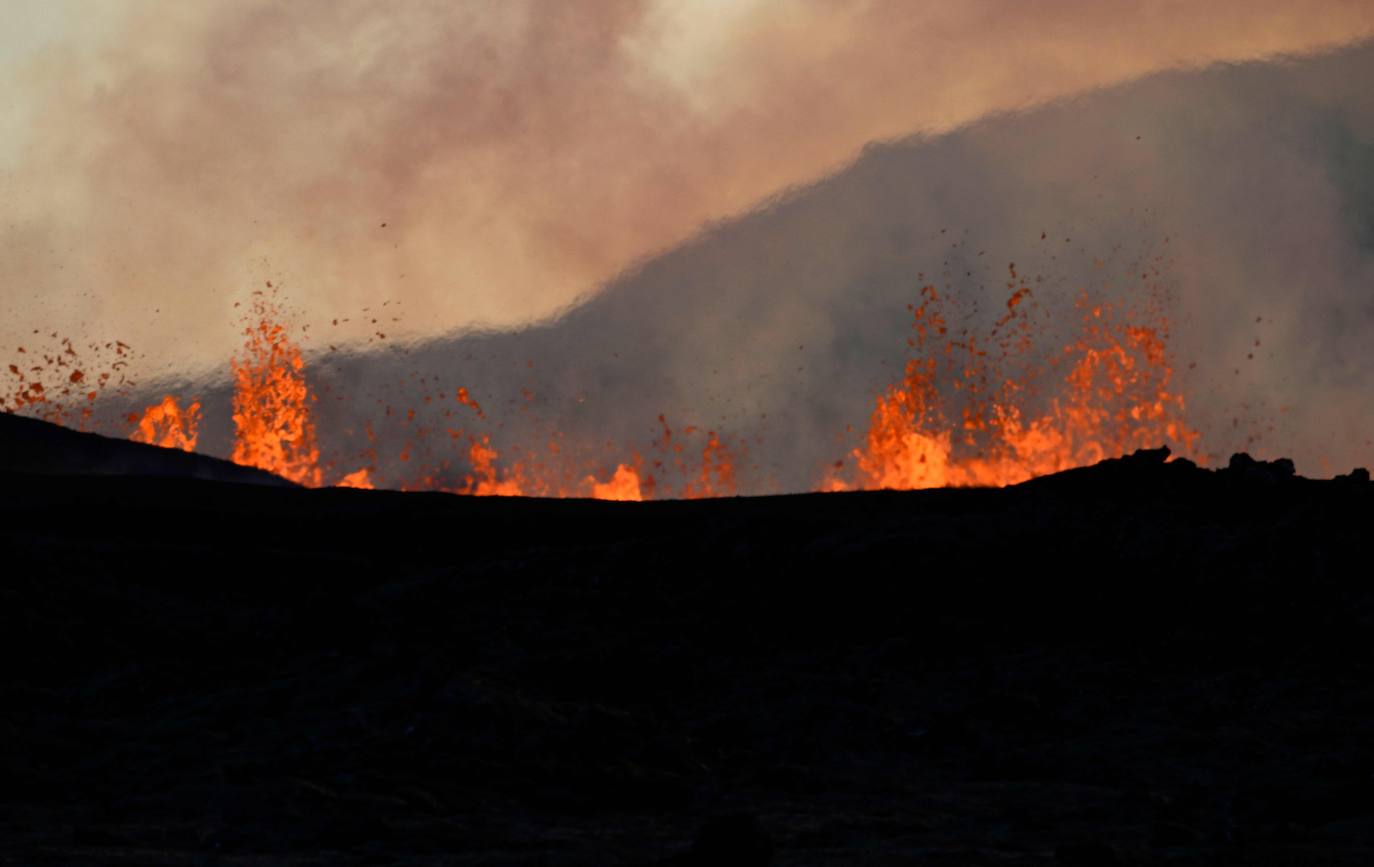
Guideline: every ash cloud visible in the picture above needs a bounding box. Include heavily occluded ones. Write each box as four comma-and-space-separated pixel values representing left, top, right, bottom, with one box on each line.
149, 40, 1374, 492
2, 0, 1371, 375
3, 4, 1374, 489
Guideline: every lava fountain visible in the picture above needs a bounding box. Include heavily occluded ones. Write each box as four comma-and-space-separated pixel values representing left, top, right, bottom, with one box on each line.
9, 253, 1207, 497
829, 262, 1199, 491
228, 291, 323, 487
129, 395, 201, 452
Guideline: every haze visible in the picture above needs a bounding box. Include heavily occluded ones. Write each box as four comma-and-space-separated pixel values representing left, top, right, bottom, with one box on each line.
3, 0, 1373, 379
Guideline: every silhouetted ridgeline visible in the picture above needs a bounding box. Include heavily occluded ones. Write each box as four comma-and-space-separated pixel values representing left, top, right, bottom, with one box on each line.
3, 413, 1373, 864
0, 411, 289, 486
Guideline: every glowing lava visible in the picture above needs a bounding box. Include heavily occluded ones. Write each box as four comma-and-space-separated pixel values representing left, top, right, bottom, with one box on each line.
834, 265, 1199, 491
129, 395, 201, 452
336, 467, 375, 489
587, 463, 645, 501
73, 254, 1204, 498
684, 432, 737, 499
229, 292, 323, 487
459, 435, 527, 497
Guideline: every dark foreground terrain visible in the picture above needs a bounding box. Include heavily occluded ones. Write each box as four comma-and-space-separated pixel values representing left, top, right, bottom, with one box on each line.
3, 421, 1374, 865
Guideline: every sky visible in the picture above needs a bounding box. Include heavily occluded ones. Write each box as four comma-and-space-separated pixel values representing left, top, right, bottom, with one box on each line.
3, 0, 1374, 381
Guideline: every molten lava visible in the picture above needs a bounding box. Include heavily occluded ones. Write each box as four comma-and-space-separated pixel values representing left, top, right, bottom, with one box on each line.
684, 432, 737, 499
834, 265, 1199, 491
336, 468, 375, 489
459, 435, 527, 497
52, 254, 1207, 499
129, 395, 201, 452
229, 292, 322, 487
587, 463, 645, 501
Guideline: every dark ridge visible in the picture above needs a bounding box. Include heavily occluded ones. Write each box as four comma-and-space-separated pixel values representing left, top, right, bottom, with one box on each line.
0, 411, 290, 487
2, 436, 1372, 865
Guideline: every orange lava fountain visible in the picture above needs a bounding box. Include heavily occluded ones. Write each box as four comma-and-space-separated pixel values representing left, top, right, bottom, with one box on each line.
93, 253, 1201, 498
683, 432, 737, 499
587, 463, 645, 501
129, 395, 201, 451
336, 467, 375, 489
834, 264, 1199, 491
459, 435, 528, 497
229, 291, 323, 487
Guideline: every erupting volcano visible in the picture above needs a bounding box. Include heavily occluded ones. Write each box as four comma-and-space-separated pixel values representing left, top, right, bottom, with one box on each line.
833, 262, 1198, 491
5, 9, 1374, 865
127, 395, 200, 453
107, 252, 1199, 498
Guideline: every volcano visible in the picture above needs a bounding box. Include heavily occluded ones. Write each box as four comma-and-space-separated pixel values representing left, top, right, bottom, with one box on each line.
13, 44, 1374, 495
5, 15, 1374, 867
73, 40, 1374, 492
4, 416, 1373, 865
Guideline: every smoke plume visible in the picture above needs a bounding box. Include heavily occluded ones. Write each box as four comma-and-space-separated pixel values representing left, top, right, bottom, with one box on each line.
3, 1, 1372, 374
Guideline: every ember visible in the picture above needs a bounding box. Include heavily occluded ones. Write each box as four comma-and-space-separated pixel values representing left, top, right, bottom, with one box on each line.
2, 336, 136, 429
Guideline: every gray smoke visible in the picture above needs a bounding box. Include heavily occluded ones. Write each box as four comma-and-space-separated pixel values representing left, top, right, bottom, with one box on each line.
135, 40, 1374, 493
4, 1, 1372, 378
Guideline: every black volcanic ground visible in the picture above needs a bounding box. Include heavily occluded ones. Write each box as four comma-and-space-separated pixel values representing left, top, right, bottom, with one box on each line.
4, 415, 1374, 866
